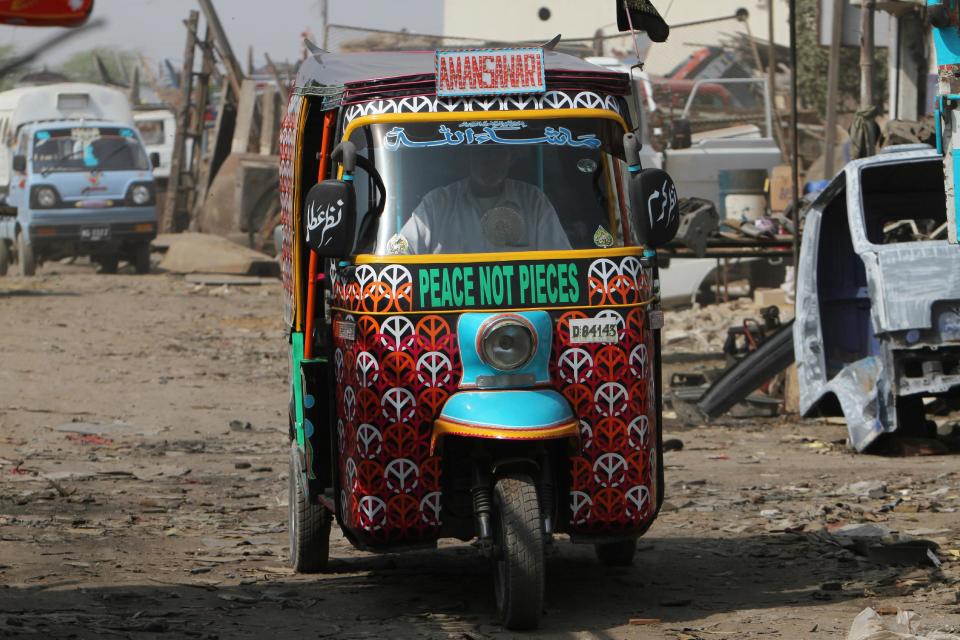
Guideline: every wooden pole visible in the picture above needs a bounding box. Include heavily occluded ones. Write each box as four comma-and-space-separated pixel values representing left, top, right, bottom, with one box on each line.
162, 10, 199, 234
197, 0, 245, 98
824, 0, 845, 178
789, 0, 800, 272
860, 0, 876, 108
767, 0, 776, 117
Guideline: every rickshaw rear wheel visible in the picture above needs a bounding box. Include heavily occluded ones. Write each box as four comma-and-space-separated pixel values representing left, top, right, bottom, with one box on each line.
288, 443, 331, 573
492, 474, 544, 630
0, 240, 9, 276
594, 539, 638, 566
16, 233, 35, 276
133, 243, 151, 274
98, 254, 119, 274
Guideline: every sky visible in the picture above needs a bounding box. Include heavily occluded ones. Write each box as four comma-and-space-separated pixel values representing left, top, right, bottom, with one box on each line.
0, 0, 443, 68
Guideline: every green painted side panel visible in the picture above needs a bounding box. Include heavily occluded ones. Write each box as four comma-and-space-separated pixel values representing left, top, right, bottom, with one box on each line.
291, 332, 305, 448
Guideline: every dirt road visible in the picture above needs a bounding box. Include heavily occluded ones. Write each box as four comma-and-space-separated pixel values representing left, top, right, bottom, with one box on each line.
2, 263, 959, 639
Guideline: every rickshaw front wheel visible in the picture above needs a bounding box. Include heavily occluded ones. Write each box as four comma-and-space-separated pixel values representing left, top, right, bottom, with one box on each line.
0, 240, 9, 276
594, 539, 638, 566
288, 442, 331, 573
492, 474, 544, 630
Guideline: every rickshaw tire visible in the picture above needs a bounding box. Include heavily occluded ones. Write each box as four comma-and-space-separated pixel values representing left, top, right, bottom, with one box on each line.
594, 538, 638, 566
493, 474, 544, 631
288, 443, 331, 573
17, 234, 35, 276
99, 254, 119, 274
0, 240, 8, 276
134, 243, 151, 274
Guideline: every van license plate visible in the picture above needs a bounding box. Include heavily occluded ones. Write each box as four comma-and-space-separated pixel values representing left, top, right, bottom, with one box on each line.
80, 226, 111, 241
569, 317, 619, 344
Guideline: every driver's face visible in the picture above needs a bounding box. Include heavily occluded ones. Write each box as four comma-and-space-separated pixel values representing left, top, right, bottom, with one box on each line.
468, 146, 512, 190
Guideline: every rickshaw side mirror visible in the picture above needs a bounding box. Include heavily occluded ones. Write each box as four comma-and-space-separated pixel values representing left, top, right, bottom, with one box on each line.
150, 152, 161, 168
12, 155, 26, 173
303, 179, 357, 258
628, 167, 680, 249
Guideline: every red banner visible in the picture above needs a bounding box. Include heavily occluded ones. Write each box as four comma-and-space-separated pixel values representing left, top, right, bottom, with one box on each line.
0, 0, 93, 27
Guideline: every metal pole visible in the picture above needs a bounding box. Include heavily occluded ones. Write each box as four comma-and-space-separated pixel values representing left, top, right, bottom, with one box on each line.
767, 0, 776, 122
860, 0, 876, 108
789, 0, 800, 271
824, 0, 845, 179
320, 0, 329, 50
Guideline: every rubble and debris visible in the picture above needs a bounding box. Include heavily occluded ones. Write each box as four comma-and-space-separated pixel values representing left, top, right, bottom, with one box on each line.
157, 232, 279, 277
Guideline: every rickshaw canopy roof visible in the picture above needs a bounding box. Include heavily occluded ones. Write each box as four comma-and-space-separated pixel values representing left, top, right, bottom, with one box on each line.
293, 49, 631, 107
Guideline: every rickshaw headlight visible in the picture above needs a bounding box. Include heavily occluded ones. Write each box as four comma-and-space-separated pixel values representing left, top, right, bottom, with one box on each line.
129, 184, 153, 206
480, 317, 535, 371
34, 186, 58, 208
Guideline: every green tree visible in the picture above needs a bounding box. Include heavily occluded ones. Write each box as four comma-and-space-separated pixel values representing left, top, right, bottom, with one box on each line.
797, 0, 887, 117
58, 47, 140, 85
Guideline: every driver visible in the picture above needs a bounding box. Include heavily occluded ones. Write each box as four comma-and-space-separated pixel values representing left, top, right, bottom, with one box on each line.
397, 145, 571, 254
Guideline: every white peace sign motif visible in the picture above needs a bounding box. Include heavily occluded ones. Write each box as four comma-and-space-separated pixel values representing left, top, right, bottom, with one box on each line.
620, 256, 642, 283
629, 344, 648, 378
626, 485, 651, 517
558, 348, 593, 385
593, 452, 628, 487
354, 264, 377, 291
570, 490, 592, 524
417, 351, 453, 387
384, 458, 420, 493
420, 491, 442, 525
337, 419, 345, 453
594, 382, 628, 417
355, 351, 380, 388
358, 495, 386, 530
541, 91, 574, 110
380, 264, 413, 290
345, 457, 358, 490
355, 423, 383, 459
588, 258, 621, 286
379, 316, 415, 352
342, 385, 356, 422
595, 309, 625, 334
333, 348, 344, 383
339, 489, 348, 522
579, 419, 593, 450
627, 414, 649, 450
382, 387, 417, 423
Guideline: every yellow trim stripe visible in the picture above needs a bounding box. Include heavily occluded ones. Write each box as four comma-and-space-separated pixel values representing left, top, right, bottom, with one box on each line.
292, 97, 310, 332
343, 108, 628, 144
331, 298, 655, 317
354, 245, 643, 265
431, 418, 579, 454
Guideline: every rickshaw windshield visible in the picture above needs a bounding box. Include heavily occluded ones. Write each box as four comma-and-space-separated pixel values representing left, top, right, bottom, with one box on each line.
350, 116, 630, 256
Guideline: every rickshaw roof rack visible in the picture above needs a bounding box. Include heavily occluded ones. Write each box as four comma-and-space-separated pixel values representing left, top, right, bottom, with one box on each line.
292, 49, 630, 108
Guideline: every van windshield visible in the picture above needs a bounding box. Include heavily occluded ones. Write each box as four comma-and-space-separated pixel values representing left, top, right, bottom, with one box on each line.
349, 116, 631, 256
32, 126, 150, 173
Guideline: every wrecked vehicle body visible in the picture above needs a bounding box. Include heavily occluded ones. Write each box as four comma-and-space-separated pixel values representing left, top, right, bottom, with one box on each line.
795, 148, 957, 451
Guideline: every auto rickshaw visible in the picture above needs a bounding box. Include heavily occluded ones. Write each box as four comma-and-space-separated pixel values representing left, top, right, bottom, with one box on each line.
281, 44, 680, 630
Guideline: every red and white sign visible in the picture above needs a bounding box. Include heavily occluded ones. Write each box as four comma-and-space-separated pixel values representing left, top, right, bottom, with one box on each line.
435, 48, 545, 97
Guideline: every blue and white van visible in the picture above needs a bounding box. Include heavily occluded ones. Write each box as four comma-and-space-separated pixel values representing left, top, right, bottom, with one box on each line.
0, 84, 158, 276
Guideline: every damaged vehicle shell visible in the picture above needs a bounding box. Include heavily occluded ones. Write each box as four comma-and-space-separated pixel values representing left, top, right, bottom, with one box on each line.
795, 148, 954, 451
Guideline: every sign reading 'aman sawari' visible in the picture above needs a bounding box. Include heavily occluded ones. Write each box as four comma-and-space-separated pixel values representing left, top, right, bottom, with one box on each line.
435, 47, 546, 98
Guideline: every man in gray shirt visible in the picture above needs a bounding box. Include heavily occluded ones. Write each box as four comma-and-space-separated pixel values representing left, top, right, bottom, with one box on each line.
398, 146, 572, 255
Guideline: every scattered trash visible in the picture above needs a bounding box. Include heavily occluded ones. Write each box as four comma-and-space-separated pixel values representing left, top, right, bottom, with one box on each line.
846, 606, 960, 640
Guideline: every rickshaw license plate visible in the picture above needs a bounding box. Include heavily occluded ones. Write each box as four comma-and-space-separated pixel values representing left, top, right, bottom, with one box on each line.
80, 226, 111, 241
569, 317, 619, 344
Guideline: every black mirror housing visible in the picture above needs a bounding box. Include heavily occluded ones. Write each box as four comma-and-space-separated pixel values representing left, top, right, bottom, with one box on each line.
304, 179, 356, 258
150, 152, 161, 168
12, 155, 26, 173
629, 168, 680, 249
670, 118, 692, 149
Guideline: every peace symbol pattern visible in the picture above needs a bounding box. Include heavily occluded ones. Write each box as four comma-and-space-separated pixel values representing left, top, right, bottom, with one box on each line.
278, 95, 303, 328
333, 302, 461, 545
549, 255, 658, 533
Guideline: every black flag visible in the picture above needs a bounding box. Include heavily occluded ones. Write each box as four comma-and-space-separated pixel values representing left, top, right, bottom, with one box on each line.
616, 0, 669, 43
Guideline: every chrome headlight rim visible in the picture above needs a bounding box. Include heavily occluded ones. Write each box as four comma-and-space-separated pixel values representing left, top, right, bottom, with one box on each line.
477, 314, 537, 372
128, 183, 153, 206
32, 185, 60, 209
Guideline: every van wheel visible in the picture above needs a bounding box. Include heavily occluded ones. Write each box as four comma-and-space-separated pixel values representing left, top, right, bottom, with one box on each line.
288, 442, 331, 573
99, 254, 118, 274
0, 240, 9, 276
492, 474, 544, 630
17, 233, 35, 276
595, 539, 638, 566
134, 243, 151, 274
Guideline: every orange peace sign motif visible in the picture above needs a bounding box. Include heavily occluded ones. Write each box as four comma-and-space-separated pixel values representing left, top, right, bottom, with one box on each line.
342, 349, 357, 384
415, 315, 451, 352
419, 456, 442, 492
555, 311, 588, 347
587, 276, 612, 306
380, 351, 416, 387
629, 379, 649, 414
344, 282, 362, 311
593, 345, 627, 382
563, 384, 594, 418
608, 274, 638, 305
625, 450, 648, 486
591, 487, 626, 523
626, 306, 647, 336
592, 417, 626, 453
417, 387, 449, 422
362, 281, 392, 313
356, 387, 381, 423
570, 456, 593, 491
391, 281, 414, 312
387, 493, 421, 533
356, 315, 381, 349
356, 459, 386, 494
382, 422, 420, 459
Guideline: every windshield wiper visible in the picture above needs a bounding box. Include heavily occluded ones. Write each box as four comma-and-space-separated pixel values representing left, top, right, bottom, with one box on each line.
40, 148, 86, 176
